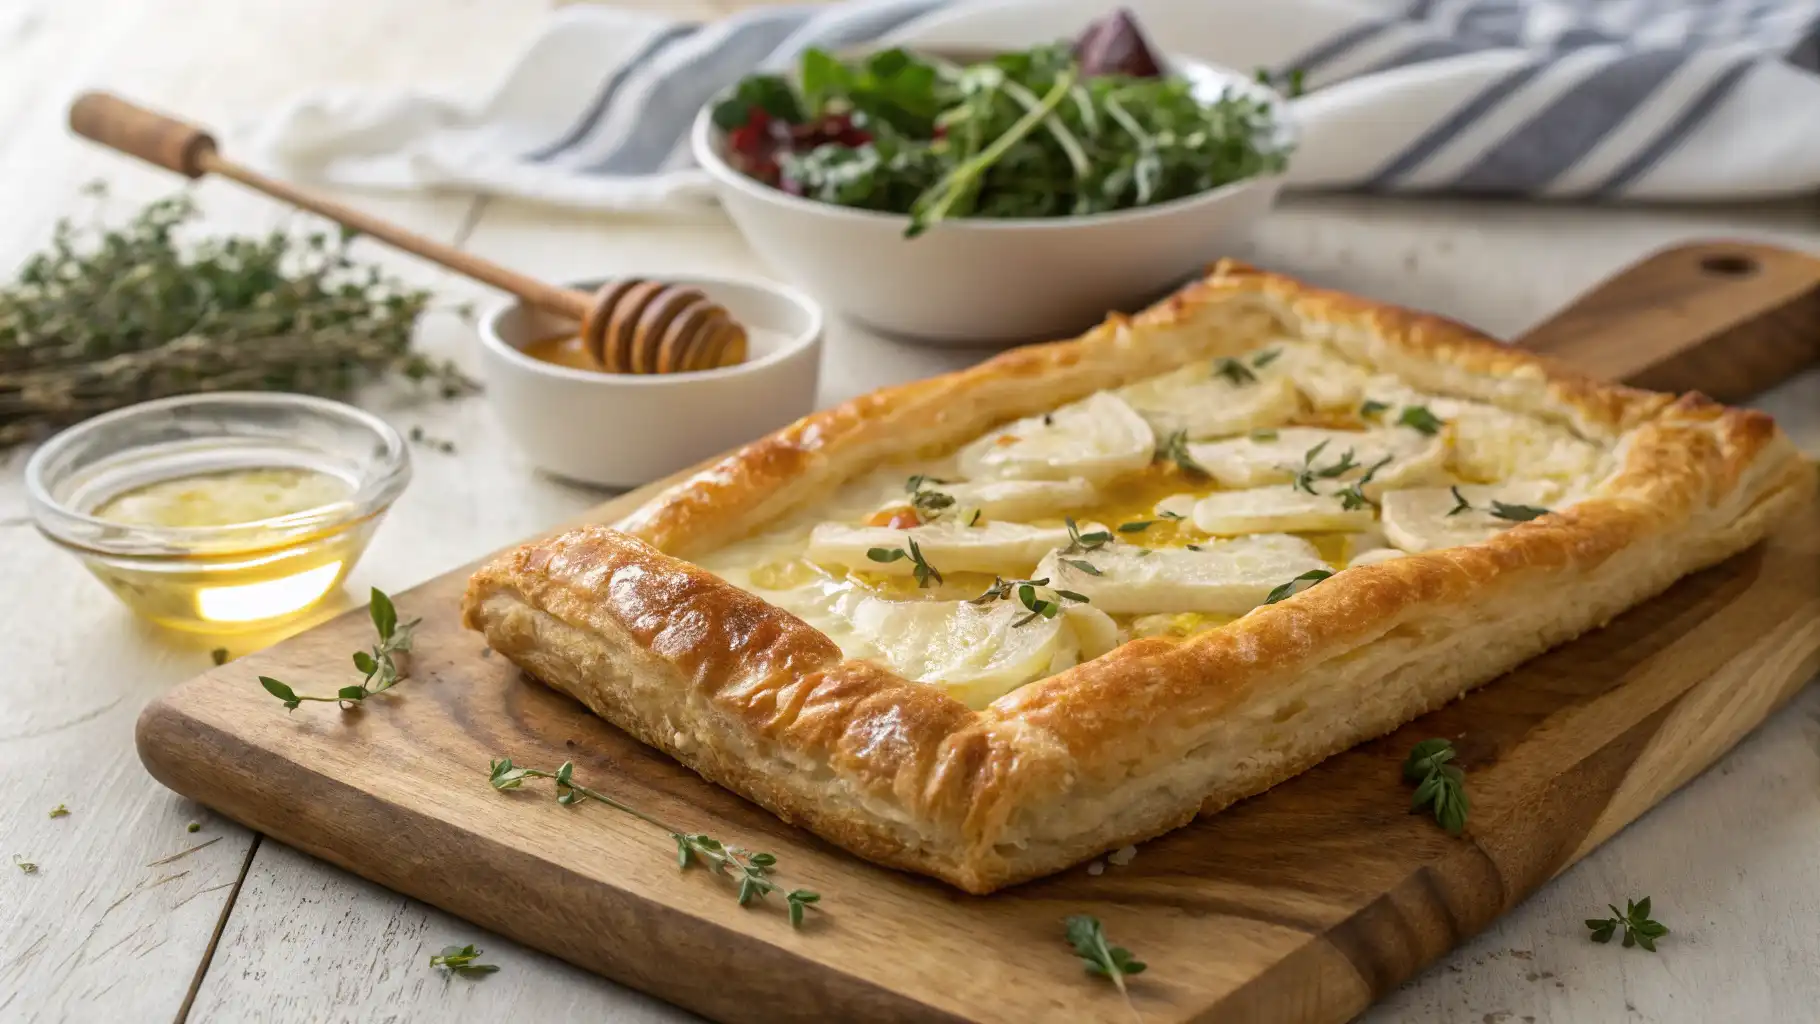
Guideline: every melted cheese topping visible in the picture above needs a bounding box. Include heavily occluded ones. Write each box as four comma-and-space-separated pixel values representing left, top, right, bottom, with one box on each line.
694, 342, 1614, 708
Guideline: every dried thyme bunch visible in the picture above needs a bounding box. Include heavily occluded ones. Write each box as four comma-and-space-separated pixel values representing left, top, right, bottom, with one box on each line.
0, 184, 477, 446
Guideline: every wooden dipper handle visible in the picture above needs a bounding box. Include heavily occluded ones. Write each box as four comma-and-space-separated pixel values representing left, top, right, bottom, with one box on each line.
69, 91, 753, 376
69, 92, 219, 178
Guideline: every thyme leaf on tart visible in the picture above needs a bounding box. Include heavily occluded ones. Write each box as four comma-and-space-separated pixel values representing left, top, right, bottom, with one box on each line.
257, 589, 418, 711
1263, 568, 1333, 605
1289, 441, 1361, 495
1116, 511, 1180, 533
1490, 501, 1552, 522
1250, 428, 1279, 441
488, 758, 821, 927
1396, 405, 1444, 436
1402, 738, 1469, 835
1445, 487, 1551, 522
1063, 516, 1114, 554
1586, 897, 1669, 952
905, 474, 958, 519
1213, 357, 1257, 386
867, 537, 944, 587
1447, 485, 1473, 517
1250, 347, 1283, 369
1065, 914, 1147, 1004
1336, 454, 1396, 511
1359, 399, 1390, 421
429, 943, 499, 978
1154, 430, 1207, 477
1062, 558, 1105, 576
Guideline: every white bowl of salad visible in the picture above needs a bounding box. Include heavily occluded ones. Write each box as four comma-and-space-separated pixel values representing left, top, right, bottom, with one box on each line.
691, 10, 1296, 345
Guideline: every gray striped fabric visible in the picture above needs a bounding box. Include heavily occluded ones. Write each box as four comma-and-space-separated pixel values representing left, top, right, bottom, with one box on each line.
248, 0, 1820, 206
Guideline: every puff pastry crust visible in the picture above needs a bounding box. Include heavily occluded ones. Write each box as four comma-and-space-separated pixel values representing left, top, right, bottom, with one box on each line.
463, 262, 1811, 893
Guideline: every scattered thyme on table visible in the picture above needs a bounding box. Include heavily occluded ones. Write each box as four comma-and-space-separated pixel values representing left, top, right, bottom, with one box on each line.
1403, 739, 1470, 835
258, 588, 418, 710
713, 10, 1291, 237
1065, 914, 1146, 1014
488, 758, 821, 928
430, 943, 499, 979
1587, 897, 1669, 951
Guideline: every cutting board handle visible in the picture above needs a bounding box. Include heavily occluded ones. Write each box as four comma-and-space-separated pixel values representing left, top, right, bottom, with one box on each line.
1514, 240, 1820, 399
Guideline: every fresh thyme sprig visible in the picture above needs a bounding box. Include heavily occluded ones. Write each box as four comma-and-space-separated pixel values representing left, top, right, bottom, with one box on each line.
1063, 516, 1113, 555
904, 474, 957, 520
1213, 357, 1256, 386
1446, 487, 1551, 522
258, 589, 418, 711
1587, 897, 1669, 951
1263, 568, 1333, 605
1154, 430, 1206, 477
488, 759, 821, 927
1336, 454, 1395, 511
430, 943, 499, 978
970, 575, 1089, 626
1397, 405, 1444, 436
1065, 914, 1146, 1008
1403, 738, 1469, 835
0, 184, 477, 448
1116, 509, 1182, 533
866, 536, 944, 587
1289, 440, 1360, 495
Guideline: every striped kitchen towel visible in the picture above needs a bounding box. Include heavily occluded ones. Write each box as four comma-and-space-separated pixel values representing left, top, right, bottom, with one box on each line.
243, 0, 1820, 210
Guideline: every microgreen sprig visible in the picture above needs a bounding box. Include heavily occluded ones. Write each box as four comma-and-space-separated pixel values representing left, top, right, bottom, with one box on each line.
259, 589, 418, 711
866, 536, 944, 587
1587, 897, 1669, 951
1065, 914, 1146, 1010
489, 758, 821, 927
430, 943, 499, 979
1154, 430, 1207, 477
1402, 738, 1469, 835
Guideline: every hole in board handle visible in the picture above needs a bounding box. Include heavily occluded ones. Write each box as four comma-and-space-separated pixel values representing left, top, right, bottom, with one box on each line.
1699, 253, 1759, 277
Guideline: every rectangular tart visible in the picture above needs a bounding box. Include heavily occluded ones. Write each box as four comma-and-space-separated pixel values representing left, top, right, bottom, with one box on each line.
462, 262, 1812, 894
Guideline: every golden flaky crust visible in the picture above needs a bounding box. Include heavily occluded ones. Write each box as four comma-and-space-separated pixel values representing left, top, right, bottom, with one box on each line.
464, 261, 1811, 893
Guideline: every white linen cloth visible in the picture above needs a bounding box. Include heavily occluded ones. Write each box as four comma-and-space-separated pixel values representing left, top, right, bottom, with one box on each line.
243, 0, 1820, 211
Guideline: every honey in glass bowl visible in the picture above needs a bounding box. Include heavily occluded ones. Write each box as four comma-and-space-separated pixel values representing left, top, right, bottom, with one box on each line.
26, 393, 409, 634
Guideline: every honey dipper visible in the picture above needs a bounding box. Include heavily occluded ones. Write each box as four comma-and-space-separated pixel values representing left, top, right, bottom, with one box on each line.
67, 92, 746, 374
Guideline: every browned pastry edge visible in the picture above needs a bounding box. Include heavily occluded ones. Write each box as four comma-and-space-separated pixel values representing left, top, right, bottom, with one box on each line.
463, 261, 1811, 893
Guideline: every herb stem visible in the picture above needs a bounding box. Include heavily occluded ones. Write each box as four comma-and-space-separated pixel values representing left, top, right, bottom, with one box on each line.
909, 65, 1080, 235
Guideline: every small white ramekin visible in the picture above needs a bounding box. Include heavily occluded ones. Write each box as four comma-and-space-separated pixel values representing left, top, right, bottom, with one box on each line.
477, 276, 823, 488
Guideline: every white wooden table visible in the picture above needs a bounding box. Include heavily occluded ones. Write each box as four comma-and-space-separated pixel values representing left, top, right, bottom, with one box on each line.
3, 2, 1817, 1021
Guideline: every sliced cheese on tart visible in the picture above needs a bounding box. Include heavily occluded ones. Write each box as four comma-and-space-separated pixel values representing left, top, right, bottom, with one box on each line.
844, 596, 1117, 709
958, 393, 1154, 484
1379, 481, 1563, 553
884, 477, 1099, 522
1278, 341, 1374, 410
1186, 427, 1447, 492
1038, 534, 1329, 614
1190, 488, 1379, 535
805, 519, 1094, 577
1115, 360, 1299, 439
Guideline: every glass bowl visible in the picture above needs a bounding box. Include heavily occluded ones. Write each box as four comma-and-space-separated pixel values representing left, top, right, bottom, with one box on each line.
25, 392, 410, 634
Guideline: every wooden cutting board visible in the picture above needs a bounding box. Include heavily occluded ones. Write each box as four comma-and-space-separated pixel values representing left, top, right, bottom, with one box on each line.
138, 241, 1820, 1024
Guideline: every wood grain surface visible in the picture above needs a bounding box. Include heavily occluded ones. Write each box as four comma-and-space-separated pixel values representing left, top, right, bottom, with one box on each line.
134, 247, 1820, 1022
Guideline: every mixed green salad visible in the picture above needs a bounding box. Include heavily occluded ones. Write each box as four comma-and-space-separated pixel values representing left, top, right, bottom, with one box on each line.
711, 10, 1294, 237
